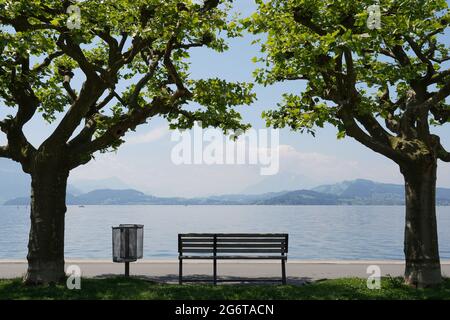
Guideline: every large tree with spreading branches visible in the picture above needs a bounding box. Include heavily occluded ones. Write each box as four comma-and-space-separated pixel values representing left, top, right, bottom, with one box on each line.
246, 0, 450, 287
0, 0, 254, 284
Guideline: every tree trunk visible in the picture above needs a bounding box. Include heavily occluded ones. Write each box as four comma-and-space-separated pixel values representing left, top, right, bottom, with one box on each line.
23, 165, 69, 285
402, 160, 442, 288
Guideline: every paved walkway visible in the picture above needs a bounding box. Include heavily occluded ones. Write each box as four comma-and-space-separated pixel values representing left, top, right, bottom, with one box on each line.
2, 260, 450, 284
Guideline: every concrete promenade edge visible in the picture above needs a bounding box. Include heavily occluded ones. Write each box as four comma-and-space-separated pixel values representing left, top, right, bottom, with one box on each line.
1, 260, 450, 284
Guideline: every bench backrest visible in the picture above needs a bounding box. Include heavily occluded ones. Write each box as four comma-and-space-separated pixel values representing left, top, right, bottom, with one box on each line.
178, 233, 288, 256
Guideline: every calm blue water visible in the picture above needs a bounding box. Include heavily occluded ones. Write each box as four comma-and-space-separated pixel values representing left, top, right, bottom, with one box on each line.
0, 205, 449, 260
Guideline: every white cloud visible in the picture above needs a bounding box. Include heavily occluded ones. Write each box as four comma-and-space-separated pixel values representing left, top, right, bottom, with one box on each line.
70, 141, 406, 197
277, 145, 362, 183
71, 153, 133, 181
275, 144, 405, 185
125, 126, 168, 145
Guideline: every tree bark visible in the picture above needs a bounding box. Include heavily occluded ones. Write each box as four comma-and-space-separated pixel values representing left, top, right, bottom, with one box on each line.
23, 163, 69, 285
401, 160, 442, 288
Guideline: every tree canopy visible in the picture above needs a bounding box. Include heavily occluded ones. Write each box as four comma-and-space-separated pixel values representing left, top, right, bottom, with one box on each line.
0, 0, 255, 171
246, 0, 450, 166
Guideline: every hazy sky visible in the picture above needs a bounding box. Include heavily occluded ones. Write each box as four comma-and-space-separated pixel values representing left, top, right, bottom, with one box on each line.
1, 1, 450, 197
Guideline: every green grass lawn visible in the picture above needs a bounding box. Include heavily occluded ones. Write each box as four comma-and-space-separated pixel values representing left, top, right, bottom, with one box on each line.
0, 277, 449, 300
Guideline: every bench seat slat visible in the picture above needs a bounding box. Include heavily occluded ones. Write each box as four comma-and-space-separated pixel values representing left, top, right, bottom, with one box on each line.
181, 237, 287, 241
216, 243, 286, 248
181, 249, 285, 253
180, 239, 286, 243
180, 233, 287, 237
181, 249, 215, 253
181, 243, 215, 247
180, 255, 287, 260
180, 240, 286, 244
181, 243, 285, 248
180, 239, 217, 242
218, 249, 285, 253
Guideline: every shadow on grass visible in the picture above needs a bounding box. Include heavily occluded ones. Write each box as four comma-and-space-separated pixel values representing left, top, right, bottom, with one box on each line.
0, 277, 449, 300
94, 273, 313, 286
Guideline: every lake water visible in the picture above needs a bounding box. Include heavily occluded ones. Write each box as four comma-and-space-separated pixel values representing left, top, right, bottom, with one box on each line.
0, 205, 449, 260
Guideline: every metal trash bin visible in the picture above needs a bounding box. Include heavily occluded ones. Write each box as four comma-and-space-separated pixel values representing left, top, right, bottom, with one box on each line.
112, 224, 144, 276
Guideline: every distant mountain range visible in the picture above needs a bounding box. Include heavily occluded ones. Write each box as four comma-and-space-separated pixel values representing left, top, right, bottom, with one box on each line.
5, 179, 450, 206
241, 172, 317, 194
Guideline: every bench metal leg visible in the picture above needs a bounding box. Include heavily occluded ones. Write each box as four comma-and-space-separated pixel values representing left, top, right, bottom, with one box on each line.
281, 259, 286, 285
125, 261, 130, 277
179, 258, 183, 285
213, 258, 217, 285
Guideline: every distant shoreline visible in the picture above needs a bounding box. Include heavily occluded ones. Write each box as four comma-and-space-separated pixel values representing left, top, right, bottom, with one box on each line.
1, 260, 450, 282
4, 179, 450, 206
3, 204, 450, 207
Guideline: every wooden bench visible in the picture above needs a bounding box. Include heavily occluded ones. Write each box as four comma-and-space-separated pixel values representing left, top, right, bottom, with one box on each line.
178, 233, 289, 285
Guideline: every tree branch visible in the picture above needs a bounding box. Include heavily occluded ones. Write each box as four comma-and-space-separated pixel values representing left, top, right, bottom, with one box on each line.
419, 80, 450, 110
391, 44, 413, 66
1, 118, 36, 168
341, 47, 393, 145
32, 51, 64, 74
404, 35, 435, 81
438, 143, 450, 162
68, 29, 200, 152
174, 41, 208, 50
118, 33, 128, 52
0, 14, 61, 32
72, 97, 170, 158
293, 7, 326, 36
339, 107, 408, 164
71, 86, 191, 165
67, 113, 104, 149
56, 35, 103, 80
62, 72, 78, 102
430, 104, 450, 124
0, 145, 10, 159
0, 55, 40, 165
67, 92, 117, 149
95, 28, 121, 67
163, 39, 187, 91
42, 78, 106, 146
426, 69, 450, 85
128, 55, 162, 108
430, 55, 450, 63
121, 36, 153, 66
